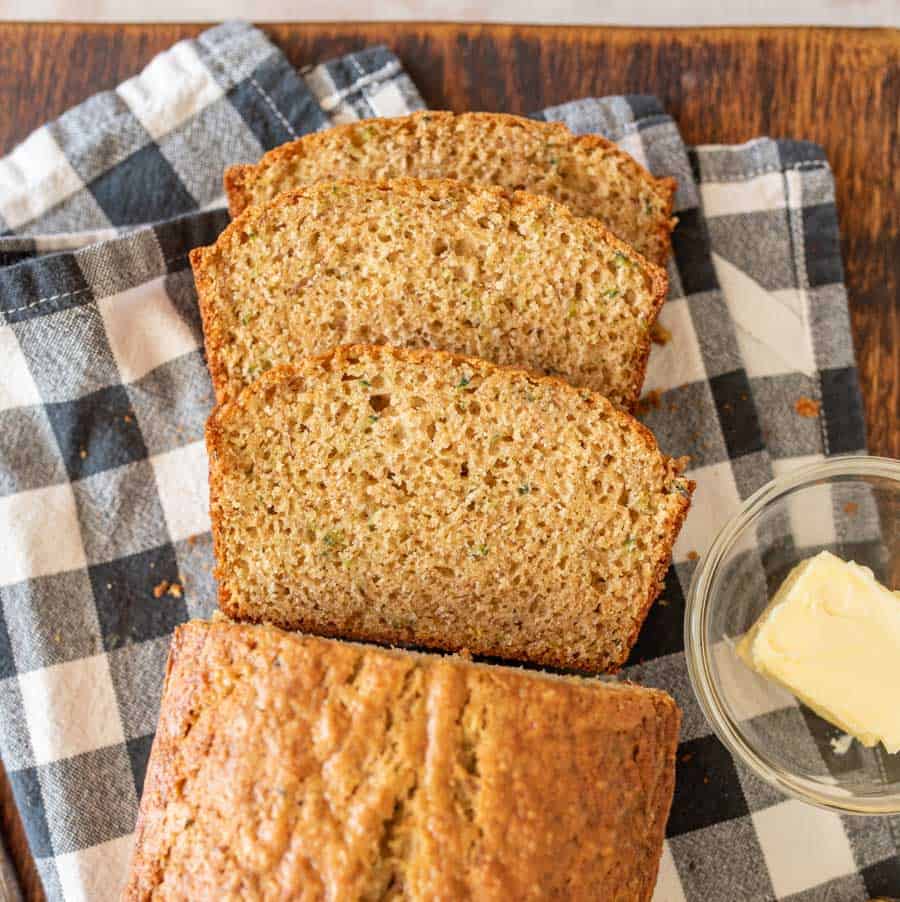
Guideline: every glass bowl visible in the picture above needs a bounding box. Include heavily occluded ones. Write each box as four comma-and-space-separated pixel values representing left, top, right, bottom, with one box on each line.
685, 455, 900, 814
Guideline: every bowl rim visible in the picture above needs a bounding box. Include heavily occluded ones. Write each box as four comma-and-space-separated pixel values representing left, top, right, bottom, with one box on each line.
684, 454, 900, 815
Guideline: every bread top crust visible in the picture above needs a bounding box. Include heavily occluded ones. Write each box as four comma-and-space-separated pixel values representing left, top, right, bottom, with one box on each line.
124, 620, 681, 901
224, 110, 677, 266
192, 177, 668, 407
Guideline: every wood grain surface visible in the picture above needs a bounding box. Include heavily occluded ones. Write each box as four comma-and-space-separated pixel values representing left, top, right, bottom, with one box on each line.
0, 21, 897, 902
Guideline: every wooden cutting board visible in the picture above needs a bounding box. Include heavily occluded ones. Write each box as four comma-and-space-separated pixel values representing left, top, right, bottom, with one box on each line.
0, 21, 897, 902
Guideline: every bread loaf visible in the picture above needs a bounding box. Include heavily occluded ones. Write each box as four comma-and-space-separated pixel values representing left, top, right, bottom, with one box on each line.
224, 110, 676, 265
191, 178, 668, 407
206, 344, 693, 672
123, 620, 681, 901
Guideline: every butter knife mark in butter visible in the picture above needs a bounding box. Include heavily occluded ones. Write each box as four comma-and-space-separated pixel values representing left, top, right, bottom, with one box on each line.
737, 550, 900, 755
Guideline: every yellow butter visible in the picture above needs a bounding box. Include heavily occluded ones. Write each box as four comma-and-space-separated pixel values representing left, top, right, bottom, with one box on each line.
737, 550, 900, 754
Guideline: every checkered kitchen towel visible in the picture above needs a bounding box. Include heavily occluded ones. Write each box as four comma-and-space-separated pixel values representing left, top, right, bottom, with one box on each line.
0, 20, 894, 902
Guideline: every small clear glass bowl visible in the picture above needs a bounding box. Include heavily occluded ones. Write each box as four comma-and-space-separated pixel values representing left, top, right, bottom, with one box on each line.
685, 455, 900, 814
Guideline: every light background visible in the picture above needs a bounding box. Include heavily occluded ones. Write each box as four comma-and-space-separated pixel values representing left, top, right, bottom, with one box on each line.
0, 0, 898, 25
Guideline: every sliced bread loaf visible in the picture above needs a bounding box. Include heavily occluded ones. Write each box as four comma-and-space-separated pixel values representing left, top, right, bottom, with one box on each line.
125, 620, 681, 900
224, 110, 676, 265
206, 345, 693, 672
191, 178, 668, 407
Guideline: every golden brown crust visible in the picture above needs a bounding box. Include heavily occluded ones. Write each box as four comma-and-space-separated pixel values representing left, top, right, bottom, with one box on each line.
223, 163, 253, 217
653, 175, 678, 266
206, 344, 693, 672
192, 176, 668, 408
223, 111, 677, 265
123, 620, 681, 900
124, 625, 200, 900
203, 407, 231, 614
189, 244, 233, 408
621, 460, 693, 672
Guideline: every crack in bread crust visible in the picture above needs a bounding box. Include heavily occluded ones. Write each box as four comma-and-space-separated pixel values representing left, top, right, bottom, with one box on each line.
123, 621, 682, 901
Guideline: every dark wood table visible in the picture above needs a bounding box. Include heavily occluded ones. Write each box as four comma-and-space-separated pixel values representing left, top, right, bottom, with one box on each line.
0, 22, 897, 901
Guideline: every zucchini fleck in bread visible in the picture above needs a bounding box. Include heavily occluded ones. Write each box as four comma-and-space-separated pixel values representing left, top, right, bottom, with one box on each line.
124, 620, 682, 901
206, 345, 693, 672
191, 178, 668, 407
224, 110, 677, 266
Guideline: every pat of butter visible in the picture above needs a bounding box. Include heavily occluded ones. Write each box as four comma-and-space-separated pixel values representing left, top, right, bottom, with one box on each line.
737, 550, 900, 754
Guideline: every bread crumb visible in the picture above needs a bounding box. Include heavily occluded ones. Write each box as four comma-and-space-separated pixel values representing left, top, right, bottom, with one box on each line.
123, 414, 132, 423
79, 448, 87, 459
843, 501, 858, 515
153, 580, 170, 599
204, 178, 667, 410
795, 396, 821, 418
635, 389, 662, 417
207, 346, 692, 672
168, 583, 183, 599
829, 732, 854, 755
106, 583, 112, 590
650, 322, 671, 346
687, 551, 699, 561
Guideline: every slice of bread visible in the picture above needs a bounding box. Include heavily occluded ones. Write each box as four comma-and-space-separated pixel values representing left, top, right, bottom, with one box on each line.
206, 344, 693, 673
224, 110, 676, 265
191, 178, 668, 408
124, 620, 681, 900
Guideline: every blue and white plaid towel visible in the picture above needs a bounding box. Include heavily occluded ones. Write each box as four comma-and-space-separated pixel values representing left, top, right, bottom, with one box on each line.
0, 21, 893, 902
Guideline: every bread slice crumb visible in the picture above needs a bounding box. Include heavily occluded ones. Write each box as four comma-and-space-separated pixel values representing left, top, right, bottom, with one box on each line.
192, 178, 668, 408
206, 344, 693, 672
224, 110, 677, 265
